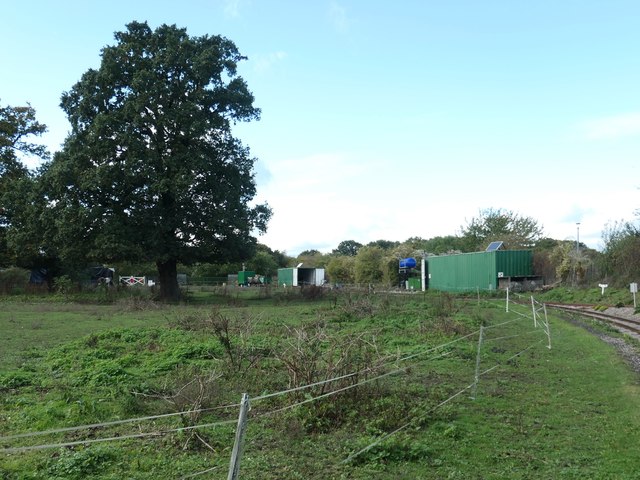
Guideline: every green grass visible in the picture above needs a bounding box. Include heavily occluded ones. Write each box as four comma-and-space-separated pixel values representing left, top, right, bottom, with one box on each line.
0, 301, 169, 371
1, 290, 640, 478
537, 285, 636, 307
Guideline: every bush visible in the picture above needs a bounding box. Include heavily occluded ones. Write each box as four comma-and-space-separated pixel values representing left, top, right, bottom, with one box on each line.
53, 275, 74, 296
0, 371, 35, 389
300, 284, 326, 301
0, 267, 29, 294
45, 446, 115, 480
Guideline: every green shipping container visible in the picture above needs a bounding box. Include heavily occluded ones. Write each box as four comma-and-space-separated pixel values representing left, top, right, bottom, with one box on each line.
427, 250, 532, 292
277, 268, 295, 287
237, 270, 256, 286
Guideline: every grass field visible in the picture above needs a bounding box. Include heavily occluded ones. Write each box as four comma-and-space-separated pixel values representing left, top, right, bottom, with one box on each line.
1, 288, 640, 479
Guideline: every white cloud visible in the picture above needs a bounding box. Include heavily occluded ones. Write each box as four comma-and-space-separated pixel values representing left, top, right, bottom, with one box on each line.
579, 112, 640, 140
328, 1, 350, 33
255, 152, 376, 254
223, 0, 245, 18
252, 51, 287, 74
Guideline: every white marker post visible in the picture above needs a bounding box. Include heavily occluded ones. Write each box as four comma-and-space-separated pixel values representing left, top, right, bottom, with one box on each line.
506, 287, 509, 313
631, 283, 638, 309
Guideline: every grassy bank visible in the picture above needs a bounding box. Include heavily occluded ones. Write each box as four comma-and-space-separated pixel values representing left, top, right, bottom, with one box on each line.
1, 289, 639, 479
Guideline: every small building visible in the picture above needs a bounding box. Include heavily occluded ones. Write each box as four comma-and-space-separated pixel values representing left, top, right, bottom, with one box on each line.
277, 267, 325, 287
427, 247, 542, 292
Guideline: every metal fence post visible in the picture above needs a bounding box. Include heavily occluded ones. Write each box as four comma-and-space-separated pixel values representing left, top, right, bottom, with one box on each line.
543, 303, 551, 349
506, 287, 509, 313
471, 325, 484, 400
227, 393, 250, 480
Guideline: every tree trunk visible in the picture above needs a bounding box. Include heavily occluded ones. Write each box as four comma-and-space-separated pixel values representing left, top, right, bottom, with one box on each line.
157, 258, 180, 301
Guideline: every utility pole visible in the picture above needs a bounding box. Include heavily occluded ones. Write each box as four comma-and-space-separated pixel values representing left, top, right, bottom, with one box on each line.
576, 223, 580, 255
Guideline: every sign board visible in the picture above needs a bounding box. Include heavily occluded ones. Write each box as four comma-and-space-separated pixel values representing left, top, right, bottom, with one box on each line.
631, 283, 638, 293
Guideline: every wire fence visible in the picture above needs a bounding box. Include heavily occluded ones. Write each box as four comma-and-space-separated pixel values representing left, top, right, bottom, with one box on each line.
1, 289, 553, 478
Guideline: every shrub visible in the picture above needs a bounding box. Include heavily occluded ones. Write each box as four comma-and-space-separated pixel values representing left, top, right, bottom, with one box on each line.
45, 446, 115, 480
0, 267, 29, 295
0, 371, 35, 389
300, 285, 326, 301
53, 275, 74, 296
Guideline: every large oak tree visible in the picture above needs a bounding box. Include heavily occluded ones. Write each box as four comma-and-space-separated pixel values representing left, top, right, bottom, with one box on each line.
43, 22, 271, 300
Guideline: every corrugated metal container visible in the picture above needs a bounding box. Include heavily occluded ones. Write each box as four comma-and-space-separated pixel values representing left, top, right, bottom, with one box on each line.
428, 250, 533, 292
237, 270, 256, 285
495, 250, 532, 277
277, 268, 295, 287
277, 268, 326, 287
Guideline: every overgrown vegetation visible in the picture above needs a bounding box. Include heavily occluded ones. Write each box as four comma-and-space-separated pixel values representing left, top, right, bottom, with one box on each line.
2, 289, 640, 478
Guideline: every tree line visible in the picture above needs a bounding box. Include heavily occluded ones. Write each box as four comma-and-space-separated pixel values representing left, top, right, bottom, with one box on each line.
284, 206, 636, 289
1, 21, 637, 297
186, 207, 637, 290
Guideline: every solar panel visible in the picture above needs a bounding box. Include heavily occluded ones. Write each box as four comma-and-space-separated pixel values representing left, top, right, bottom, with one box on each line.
485, 241, 504, 252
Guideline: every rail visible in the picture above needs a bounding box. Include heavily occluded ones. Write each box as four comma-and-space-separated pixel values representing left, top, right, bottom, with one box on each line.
546, 303, 640, 337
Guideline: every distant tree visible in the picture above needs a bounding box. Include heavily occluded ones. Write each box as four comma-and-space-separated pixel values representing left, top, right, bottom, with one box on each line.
296, 250, 329, 268
421, 235, 467, 255
599, 220, 640, 285
190, 261, 242, 278
531, 237, 561, 284
366, 239, 399, 250
247, 251, 278, 277
0, 102, 48, 267
298, 249, 321, 256
332, 239, 362, 256
460, 208, 543, 251
533, 237, 560, 252
548, 239, 597, 286
382, 255, 402, 288
401, 236, 427, 252
326, 255, 355, 284
39, 22, 270, 300
255, 243, 290, 269
354, 246, 385, 284
548, 242, 574, 284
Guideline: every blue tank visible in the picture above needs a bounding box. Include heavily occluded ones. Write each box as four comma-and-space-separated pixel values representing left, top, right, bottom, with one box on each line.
399, 257, 417, 269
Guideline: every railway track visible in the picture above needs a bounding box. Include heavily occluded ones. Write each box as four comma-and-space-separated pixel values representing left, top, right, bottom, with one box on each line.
546, 303, 640, 338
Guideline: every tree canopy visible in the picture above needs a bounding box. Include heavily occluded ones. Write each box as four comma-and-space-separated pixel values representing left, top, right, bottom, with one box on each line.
599, 220, 640, 285
332, 239, 362, 256
354, 246, 386, 284
0, 102, 48, 267
39, 22, 271, 299
460, 208, 543, 251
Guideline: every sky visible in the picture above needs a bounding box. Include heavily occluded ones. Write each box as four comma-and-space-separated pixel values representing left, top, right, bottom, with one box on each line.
2, 0, 639, 256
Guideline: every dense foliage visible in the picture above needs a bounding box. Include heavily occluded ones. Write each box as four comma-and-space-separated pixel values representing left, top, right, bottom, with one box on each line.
38, 22, 270, 300
459, 207, 544, 251
599, 220, 640, 286
0, 102, 48, 268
